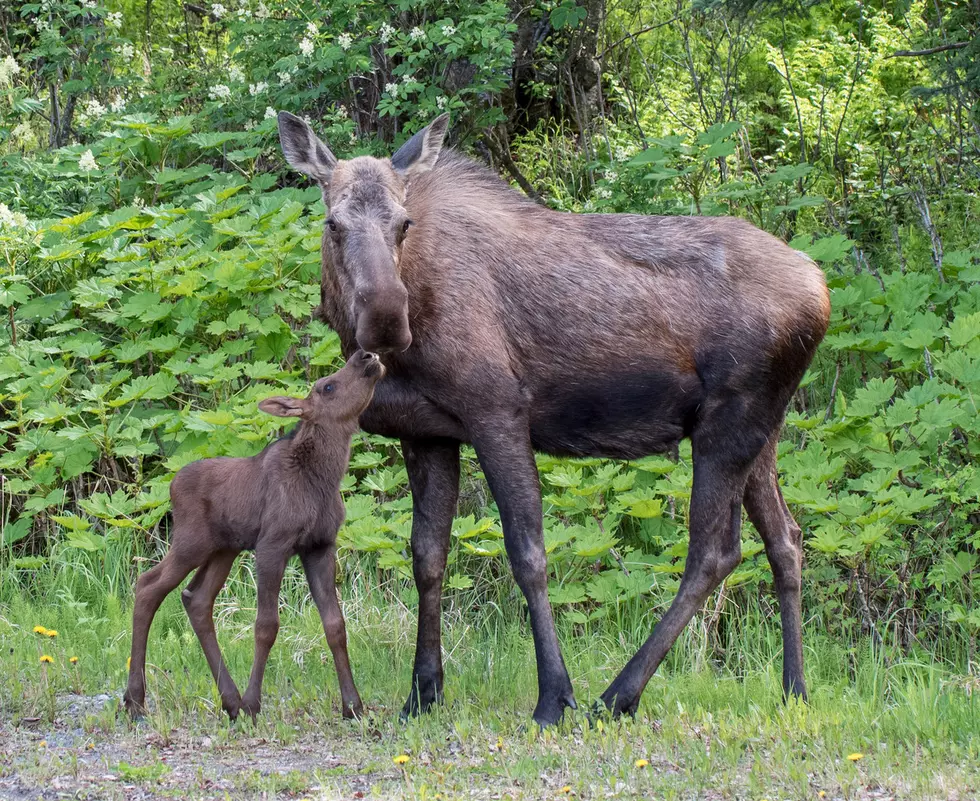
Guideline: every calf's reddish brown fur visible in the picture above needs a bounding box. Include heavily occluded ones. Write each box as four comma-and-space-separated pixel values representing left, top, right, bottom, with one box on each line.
124, 351, 384, 721
278, 112, 831, 725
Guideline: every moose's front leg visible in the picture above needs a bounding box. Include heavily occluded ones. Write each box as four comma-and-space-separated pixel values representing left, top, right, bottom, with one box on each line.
400, 438, 460, 719
471, 417, 576, 726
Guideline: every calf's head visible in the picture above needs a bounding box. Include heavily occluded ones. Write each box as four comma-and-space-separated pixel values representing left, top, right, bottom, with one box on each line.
277, 112, 449, 354
258, 350, 385, 425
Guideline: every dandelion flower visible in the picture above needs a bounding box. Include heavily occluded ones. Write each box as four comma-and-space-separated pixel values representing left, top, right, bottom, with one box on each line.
561, 786, 572, 794
818, 793, 826, 799
38, 740, 47, 748
46, 629, 58, 638
40, 655, 54, 664
70, 656, 79, 664
634, 758, 649, 768
393, 754, 410, 766
847, 752, 864, 762
33, 626, 48, 635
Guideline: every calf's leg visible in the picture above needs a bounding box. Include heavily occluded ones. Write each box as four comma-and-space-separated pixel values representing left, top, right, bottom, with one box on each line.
240, 547, 288, 719
744, 439, 807, 701
124, 545, 201, 717
301, 544, 363, 718
472, 419, 575, 726
181, 550, 242, 719
400, 438, 460, 719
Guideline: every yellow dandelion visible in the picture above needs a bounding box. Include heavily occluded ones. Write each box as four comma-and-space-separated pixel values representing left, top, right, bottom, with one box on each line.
33, 626, 48, 635
496, 736, 504, 751
847, 752, 864, 762
561, 786, 572, 795
634, 758, 649, 768
40, 655, 54, 664
393, 754, 410, 766
86, 742, 95, 750
818, 792, 826, 799
38, 740, 46, 748
70, 656, 79, 664
126, 656, 131, 670
46, 629, 58, 638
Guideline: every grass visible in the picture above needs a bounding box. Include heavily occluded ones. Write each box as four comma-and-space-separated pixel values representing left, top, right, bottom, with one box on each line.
1, 557, 979, 800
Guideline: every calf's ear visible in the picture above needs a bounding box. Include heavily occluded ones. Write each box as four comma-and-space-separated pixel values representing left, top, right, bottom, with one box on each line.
258, 396, 306, 418
278, 111, 337, 184
391, 113, 449, 179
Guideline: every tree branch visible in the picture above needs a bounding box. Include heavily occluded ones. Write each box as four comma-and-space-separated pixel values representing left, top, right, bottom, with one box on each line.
886, 41, 970, 58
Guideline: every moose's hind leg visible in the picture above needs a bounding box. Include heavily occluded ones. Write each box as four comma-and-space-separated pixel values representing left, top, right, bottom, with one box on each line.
124, 548, 200, 718
181, 550, 242, 719
744, 439, 807, 701
600, 401, 770, 718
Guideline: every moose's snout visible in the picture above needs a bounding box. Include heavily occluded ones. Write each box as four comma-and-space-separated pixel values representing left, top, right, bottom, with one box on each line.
354, 284, 412, 354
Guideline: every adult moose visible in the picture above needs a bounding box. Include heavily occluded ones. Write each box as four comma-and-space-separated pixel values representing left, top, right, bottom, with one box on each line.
278, 111, 830, 726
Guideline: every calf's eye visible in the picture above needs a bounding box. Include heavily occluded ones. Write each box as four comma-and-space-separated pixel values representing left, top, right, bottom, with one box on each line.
402, 219, 412, 234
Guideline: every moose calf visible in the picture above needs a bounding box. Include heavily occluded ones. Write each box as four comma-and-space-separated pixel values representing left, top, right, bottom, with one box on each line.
124, 350, 384, 721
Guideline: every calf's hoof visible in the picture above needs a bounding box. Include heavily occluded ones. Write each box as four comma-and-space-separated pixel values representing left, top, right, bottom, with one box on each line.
342, 699, 364, 720
123, 693, 147, 720
239, 695, 261, 721
221, 693, 242, 721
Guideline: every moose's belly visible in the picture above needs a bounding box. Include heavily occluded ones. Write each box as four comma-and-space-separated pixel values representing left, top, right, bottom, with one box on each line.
528, 368, 703, 460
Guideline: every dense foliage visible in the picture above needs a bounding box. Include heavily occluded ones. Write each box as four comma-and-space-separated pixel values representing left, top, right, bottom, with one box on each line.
1, 0, 979, 672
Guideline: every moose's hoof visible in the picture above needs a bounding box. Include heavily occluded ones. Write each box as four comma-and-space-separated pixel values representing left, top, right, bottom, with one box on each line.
399, 683, 442, 722
531, 691, 577, 728
342, 700, 364, 720
123, 694, 147, 721
598, 680, 640, 720
239, 696, 261, 721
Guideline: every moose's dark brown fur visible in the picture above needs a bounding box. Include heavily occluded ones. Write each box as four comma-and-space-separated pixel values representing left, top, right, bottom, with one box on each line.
124, 351, 384, 721
278, 112, 830, 725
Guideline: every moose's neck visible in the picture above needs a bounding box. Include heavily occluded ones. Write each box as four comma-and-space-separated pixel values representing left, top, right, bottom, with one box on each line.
283, 420, 356, 488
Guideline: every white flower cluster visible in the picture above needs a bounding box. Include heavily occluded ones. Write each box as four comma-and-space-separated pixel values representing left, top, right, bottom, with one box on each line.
336, 105, 348, 120
436, 96, 448, 110
605, 170, 618, 182
110, 97, 126, 112
208, 84, 231, 100
228, 64, 245, 82
306, 21, 318, 37
83, 98, 107, 118
613, 144, 637, 162
379, 23, 395, 44
385, 82, 398, 98
595, 187, 612, 200
81, 0, 98, 10
116, 42, 135, 60
278, 70, 292, 86
107, 11, 122, 28
210, 4, 226, 19
0, 203, 29, 229
249, 81, 268, 96
255, 2, 270, 19
264, 106, 277, 119
0, 56, 22, 86
237, 7, 251, 20
409, 26, 426, 42
11, 122, 32, 141
79, 150, 98, 172
441, 24, 456, 37
338, 32, 352, 51
299, 37, 314, 57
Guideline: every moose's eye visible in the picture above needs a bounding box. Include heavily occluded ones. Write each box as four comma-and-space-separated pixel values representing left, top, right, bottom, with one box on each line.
326, 219, 338, 233
321, 383, 334, 394
402, 219, 413, 235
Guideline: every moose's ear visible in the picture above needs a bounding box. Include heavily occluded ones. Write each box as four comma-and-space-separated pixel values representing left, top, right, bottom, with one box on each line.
278, 111, 337, 183
258, 396, 306, 418
391, 113, 449, 179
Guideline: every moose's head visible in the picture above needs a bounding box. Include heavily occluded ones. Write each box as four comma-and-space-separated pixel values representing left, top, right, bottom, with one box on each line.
277, 112, 449, 354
